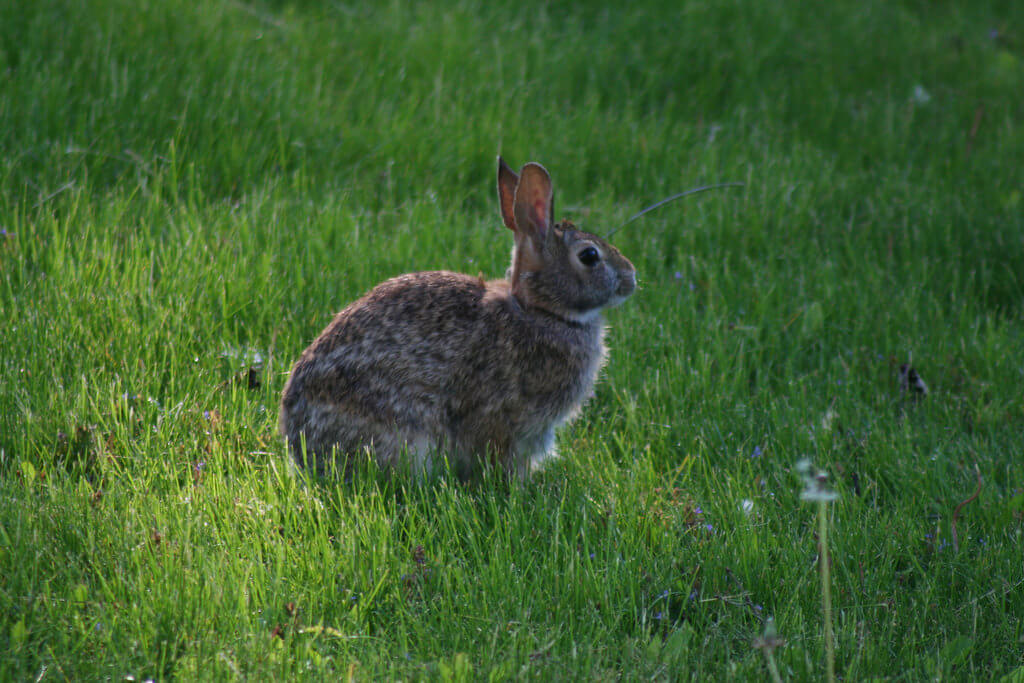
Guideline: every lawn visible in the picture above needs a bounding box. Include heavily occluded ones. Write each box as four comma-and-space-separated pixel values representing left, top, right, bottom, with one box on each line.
1, 0, 1023, 679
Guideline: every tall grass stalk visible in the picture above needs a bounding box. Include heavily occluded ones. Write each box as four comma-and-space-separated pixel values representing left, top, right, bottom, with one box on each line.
818, 496, 836, 682
798, 459, 839, 682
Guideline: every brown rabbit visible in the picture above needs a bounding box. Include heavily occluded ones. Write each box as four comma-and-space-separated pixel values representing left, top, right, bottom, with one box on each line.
279, 158, 636, 479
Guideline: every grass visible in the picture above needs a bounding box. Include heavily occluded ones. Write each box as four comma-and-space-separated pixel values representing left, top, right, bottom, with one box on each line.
2, 0, 1023, 678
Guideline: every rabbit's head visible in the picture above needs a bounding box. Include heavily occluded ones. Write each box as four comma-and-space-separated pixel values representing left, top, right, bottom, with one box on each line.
497, 158, 636, 323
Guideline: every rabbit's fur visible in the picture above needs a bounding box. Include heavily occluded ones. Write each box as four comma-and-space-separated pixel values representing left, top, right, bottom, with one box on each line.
280, 158, 636, 479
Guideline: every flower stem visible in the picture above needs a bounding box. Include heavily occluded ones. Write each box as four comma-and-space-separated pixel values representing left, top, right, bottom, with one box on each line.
765, 650, 783, 683
819, 499, 835, 682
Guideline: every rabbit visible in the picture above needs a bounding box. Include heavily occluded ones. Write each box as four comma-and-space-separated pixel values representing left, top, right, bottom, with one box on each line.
279, 158, 636, 479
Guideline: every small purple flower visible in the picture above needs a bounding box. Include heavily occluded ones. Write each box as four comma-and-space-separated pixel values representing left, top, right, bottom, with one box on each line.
989, 28, 999, 40
659, 589, 670, 599
194, 461, 206, 473
589, 552, 595, 559
203, 410, 211, 419
674, 271, 684, 280
689, 589, 699, 601
705, 523, 714, 532
654, 611, 663, 620
754, 604, 763, 612
694, 506, 703, 515
689, 282, 697, 291
751, 445, 762, 458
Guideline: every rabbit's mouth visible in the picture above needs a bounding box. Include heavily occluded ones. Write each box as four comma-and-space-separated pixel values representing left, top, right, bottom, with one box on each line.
615, 270, 637, 300
605, 293, 631, 309
606, 284, 636, 309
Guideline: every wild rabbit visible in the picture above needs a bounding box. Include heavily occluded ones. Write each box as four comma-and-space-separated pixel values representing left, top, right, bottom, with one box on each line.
280, 158, 636, 479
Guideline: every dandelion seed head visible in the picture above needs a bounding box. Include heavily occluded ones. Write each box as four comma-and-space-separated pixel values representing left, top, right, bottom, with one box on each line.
797, 459, 839, 502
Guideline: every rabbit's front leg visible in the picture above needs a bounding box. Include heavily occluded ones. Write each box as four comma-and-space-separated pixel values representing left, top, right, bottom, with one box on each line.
511, 427, 557, 481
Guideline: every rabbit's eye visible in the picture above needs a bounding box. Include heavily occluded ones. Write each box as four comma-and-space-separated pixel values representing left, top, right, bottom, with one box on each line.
578, 246, 601, 267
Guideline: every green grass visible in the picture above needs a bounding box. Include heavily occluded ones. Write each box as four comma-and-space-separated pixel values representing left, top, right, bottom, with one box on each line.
2, 0, 1023, 679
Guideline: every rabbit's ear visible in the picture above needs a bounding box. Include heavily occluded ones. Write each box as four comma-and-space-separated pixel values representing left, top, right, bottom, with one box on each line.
497, 157, 519, 231
513, 162, 553, 243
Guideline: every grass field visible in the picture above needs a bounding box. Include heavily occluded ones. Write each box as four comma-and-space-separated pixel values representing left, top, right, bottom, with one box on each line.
2, 0, 1024, 679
